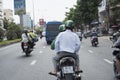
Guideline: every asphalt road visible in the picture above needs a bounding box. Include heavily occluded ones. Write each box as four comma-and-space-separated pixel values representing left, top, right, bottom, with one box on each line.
0, 37, 118, 80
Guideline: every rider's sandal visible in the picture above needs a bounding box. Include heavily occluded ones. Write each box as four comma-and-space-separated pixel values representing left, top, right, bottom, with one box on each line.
48, 72, 57, 76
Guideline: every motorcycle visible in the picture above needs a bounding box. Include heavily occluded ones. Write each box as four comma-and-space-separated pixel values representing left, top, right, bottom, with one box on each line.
91, 36, 98, 47
112, 46, 120, 79
79, 36, 82, 41
23, 42, 32, 56
50, 53, 82, 80
110, 32, 119, 43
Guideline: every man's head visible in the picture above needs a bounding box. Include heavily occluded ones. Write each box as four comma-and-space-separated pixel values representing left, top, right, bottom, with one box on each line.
65, 20, 74, 30
59, 24, 65, 32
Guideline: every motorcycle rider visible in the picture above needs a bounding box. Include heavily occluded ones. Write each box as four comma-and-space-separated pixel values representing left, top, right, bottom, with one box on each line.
49, 20, 81, 75
90, 29, 98, 44
21, 30, 32, 52
113, 35, 120, 78
29, 30, 36, 48
51, 24, 66, 50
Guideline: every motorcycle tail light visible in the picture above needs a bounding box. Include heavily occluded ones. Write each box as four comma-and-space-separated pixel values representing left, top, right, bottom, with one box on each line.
24, 43, 27, 46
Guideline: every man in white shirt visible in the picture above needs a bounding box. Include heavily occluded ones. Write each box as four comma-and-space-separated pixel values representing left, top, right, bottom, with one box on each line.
49, 20, 80, 75
21, 30, 31, 52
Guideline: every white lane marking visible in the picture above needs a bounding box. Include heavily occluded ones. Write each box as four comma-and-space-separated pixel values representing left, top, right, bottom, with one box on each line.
30, 60, 37, 66
104, 59, 113, 64
39, 51, 43, 53
43, 46, 46, 48
81, 46, 84, 48
88, 50, 93, 53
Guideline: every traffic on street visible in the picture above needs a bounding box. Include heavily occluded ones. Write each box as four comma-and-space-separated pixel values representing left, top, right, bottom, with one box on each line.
0, 37, 117, 80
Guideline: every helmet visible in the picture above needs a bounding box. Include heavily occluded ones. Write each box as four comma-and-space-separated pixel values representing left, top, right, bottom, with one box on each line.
65, 20, 74, 29
23, 30, 28, 33
59, 24, 65, 32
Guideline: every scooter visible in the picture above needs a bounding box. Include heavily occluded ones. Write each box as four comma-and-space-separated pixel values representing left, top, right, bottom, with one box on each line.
112, 46, 120, 79
23, 42, 32, 56
49, 52, 82, 80
91, 36, 98, 47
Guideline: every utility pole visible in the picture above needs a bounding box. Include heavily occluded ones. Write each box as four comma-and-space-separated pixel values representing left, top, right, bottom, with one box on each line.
106, 0, 110, 33
32, 0, 35, 31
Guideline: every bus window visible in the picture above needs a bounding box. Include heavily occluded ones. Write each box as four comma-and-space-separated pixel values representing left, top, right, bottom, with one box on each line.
45, 21, 62, 44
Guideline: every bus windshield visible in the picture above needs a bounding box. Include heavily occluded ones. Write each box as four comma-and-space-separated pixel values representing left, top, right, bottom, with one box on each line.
46, 24, 60, 31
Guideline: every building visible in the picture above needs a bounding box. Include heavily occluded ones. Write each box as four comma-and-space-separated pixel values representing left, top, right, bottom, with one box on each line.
0, 0, 3, 29
98, 0, 109, 34
109, 1, 120, 25
22, 14, 32, 29
4, 9, 13, 22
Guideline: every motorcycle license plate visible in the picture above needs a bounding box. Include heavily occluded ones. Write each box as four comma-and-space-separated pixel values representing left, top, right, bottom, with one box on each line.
24, 46, 28, 48
62, 66, 74, 74
95, 42, 97, 44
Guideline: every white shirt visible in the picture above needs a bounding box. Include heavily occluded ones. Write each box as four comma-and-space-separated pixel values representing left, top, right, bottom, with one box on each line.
21, 33, 30, 43
55, 30, 80, 53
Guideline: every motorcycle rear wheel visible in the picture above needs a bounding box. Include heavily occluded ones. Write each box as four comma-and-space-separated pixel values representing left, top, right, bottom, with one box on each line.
64, 74, 73, 80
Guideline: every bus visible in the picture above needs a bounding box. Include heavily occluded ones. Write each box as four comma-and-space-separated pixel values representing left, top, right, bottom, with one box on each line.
45, 21, 62, 44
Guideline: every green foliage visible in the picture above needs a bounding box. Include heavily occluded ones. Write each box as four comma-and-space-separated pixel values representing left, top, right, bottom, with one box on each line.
9, 22, 22, 38
6, 30, 17, 40
5, 22, 22, 40
0, 28, 5, 41
64, 0, 102, 29
3, 18, 10, 30
0, 39, 21, 46
3, 18, 22, 40
110, 0, 120, 6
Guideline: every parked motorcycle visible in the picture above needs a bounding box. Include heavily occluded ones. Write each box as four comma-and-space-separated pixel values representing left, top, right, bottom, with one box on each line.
110, 31, 120, 43
50, 53, 82, 80
91, 36, 98, 47
23, 42, 32, 56
112, 46, 120, 79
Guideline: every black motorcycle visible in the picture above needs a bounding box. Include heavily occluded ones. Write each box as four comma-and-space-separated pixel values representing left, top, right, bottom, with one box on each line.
50, 53, 82, 80
91, 36, 98, 47
112, 46, 120, 79
110, 31, 120, 43
23, 42, 32, 56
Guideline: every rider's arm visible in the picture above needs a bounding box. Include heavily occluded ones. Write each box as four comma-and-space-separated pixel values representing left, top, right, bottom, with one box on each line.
51, 39, 56, 50
75, 34, 81, 53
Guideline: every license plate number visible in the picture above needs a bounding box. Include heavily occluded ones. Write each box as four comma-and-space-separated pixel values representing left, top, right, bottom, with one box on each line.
24, 46, 28, 48
62, 66, 74, 74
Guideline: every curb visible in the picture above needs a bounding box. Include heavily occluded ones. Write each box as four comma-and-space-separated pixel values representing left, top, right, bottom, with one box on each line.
0, 41, 20, 48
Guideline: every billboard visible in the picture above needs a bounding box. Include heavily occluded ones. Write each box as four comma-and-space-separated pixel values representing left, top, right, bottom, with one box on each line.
14, 0, 26, 15
39, 19, 45, 25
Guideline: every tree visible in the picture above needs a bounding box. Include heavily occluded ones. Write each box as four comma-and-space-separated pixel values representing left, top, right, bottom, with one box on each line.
64, 0, 102, 30
3, 18, 9, 30
6, 22, 22, 40
0, 28, 5, 41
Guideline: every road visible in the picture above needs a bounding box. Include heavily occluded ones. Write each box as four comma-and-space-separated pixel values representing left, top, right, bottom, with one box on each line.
0, 37, 118, 80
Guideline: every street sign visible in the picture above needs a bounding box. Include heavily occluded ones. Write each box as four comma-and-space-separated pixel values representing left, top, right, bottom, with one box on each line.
39, 19, 44, 25
14, 0, 26, 15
